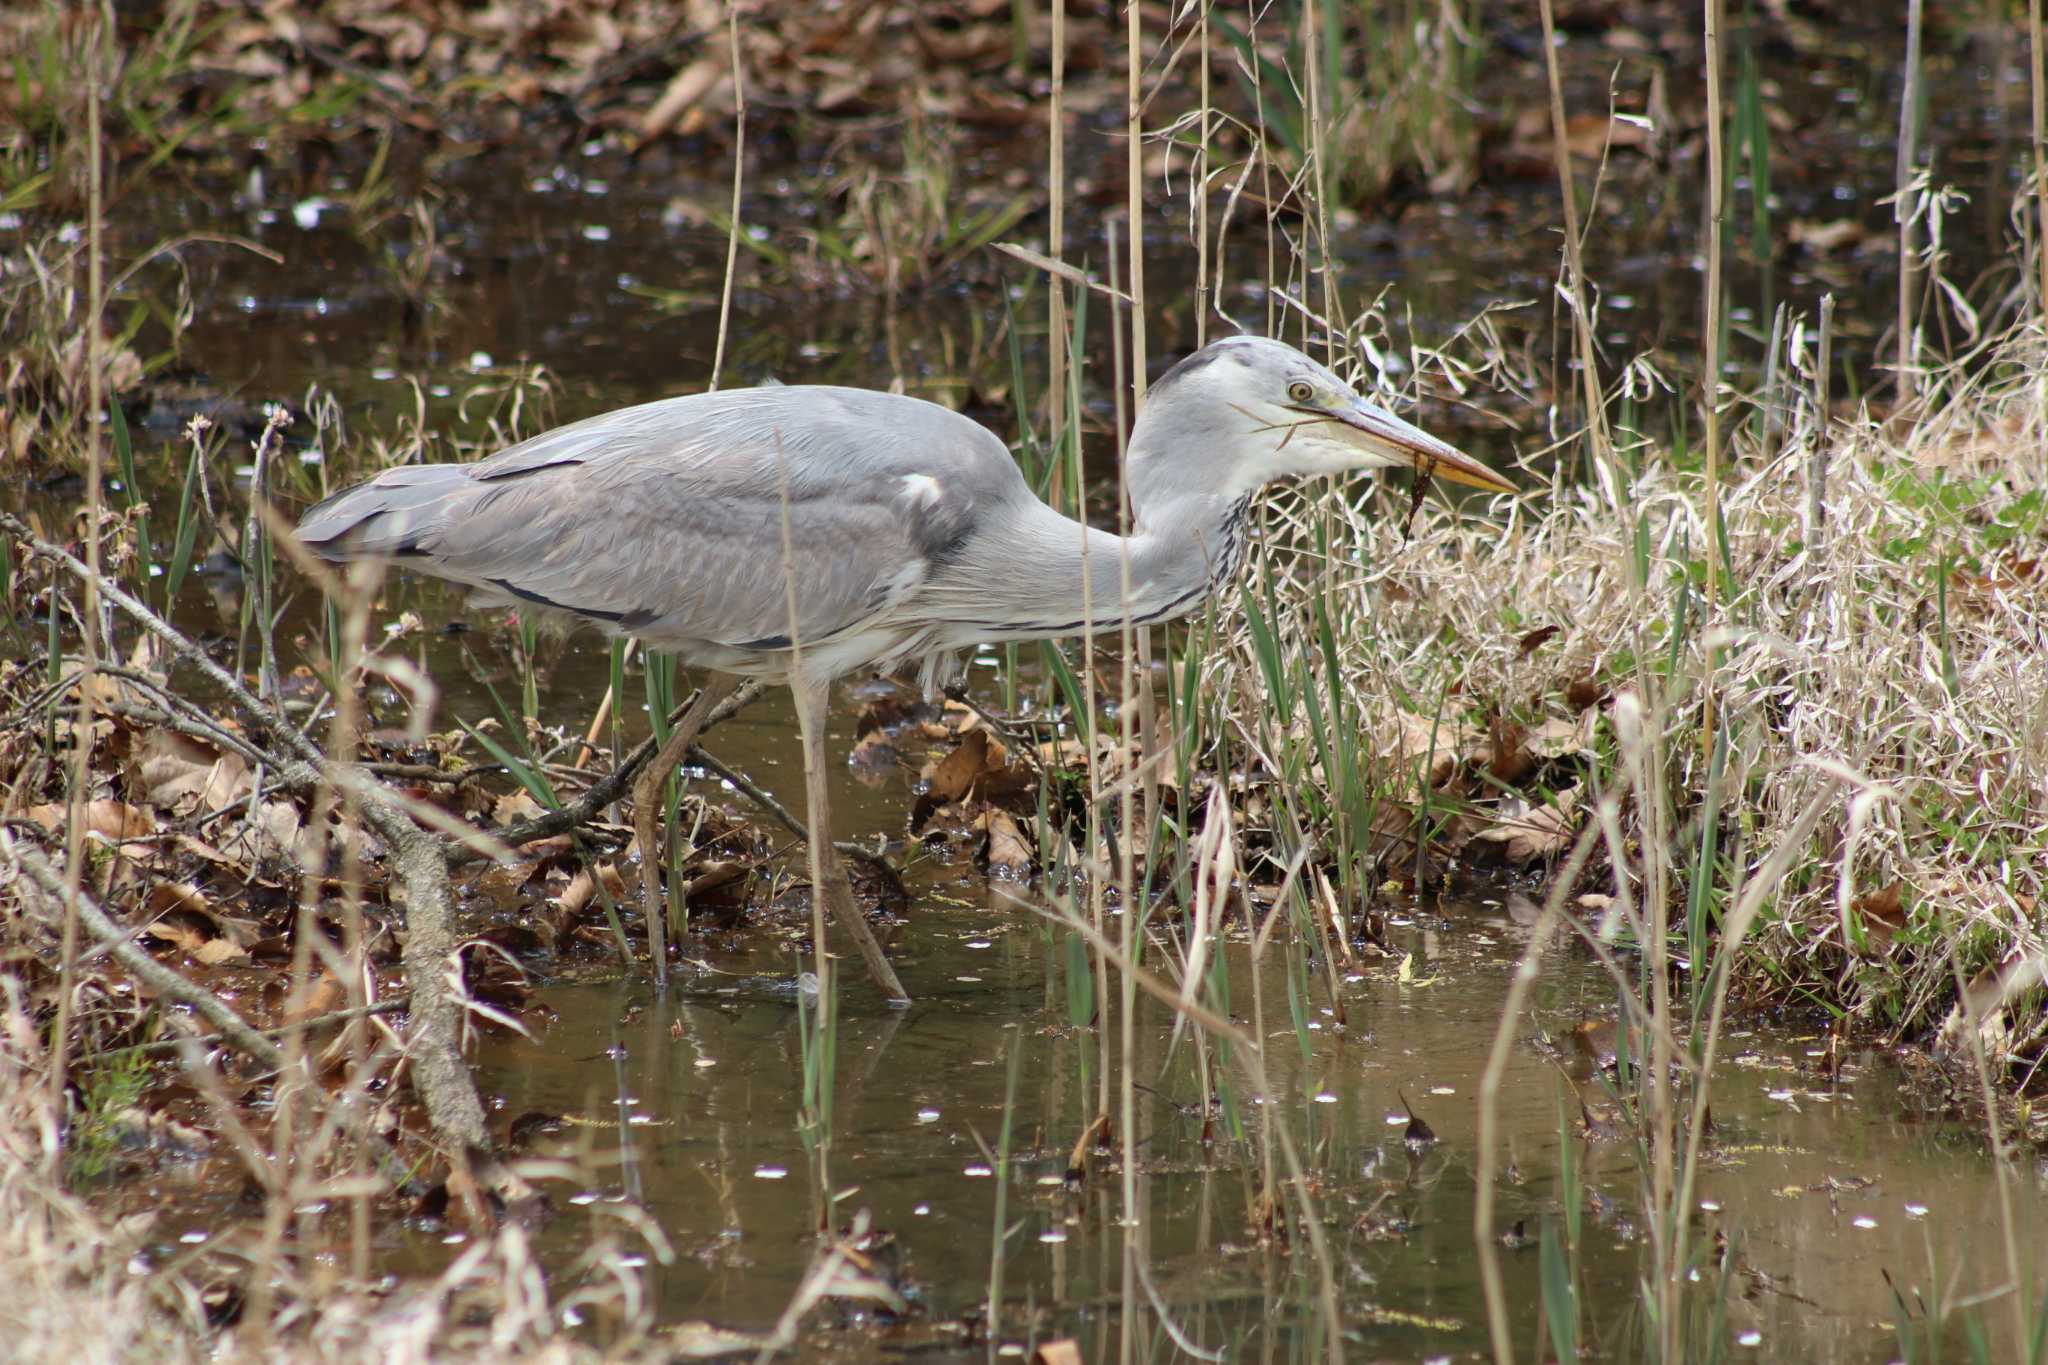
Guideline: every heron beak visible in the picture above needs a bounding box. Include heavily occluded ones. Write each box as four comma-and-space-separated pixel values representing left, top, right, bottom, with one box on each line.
1328, 397, 1515, 494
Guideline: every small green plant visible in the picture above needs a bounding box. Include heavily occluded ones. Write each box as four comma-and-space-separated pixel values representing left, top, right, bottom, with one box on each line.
68, 1049, 152, 1184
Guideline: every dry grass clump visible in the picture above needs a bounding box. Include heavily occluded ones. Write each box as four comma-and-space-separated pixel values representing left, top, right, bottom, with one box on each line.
1223, 323, 2047, 1061
0, 1014, 664, 1363
0, 1032, 201, 1362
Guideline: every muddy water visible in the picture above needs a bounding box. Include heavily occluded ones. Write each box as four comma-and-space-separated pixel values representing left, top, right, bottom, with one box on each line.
457, 891, 2044, 1361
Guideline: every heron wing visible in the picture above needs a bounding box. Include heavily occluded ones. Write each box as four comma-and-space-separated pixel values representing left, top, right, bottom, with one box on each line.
298, 385, 1023, 654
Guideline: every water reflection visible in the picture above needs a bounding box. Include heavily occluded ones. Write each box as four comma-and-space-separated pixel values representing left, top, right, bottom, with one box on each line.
468, 893, 2045, 1361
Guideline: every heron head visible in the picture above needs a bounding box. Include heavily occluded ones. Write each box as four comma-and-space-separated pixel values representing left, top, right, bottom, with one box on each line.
1142, 336, 1514, 496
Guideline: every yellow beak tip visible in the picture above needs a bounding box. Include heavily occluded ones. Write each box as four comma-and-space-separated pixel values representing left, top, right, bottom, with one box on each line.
1424, 455, 1516, 494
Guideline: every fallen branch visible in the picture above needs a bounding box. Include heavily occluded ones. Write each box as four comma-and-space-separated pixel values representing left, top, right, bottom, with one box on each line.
89, 998, 410, 1061
473, 680, 765, 857
2, 512, 488, 1151
685, 743, 897, 876
3, 831, 284, 1071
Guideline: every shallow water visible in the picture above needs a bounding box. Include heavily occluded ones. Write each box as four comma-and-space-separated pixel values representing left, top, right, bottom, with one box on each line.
455, 883, 2045, 1360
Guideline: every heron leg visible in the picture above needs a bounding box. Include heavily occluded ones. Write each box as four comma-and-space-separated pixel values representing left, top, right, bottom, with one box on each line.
790, 674, 911, 1006
633, 671, 741, 987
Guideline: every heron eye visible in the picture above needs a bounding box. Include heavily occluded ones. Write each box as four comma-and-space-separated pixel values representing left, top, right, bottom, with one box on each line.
1287, 381, 1314, 404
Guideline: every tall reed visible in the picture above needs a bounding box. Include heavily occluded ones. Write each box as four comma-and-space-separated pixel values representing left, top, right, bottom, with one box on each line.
49, 6, 110, 1137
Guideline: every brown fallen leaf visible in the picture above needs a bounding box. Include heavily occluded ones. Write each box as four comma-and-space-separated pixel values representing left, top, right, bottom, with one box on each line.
1508, 107, 1654, 161
1849, 881, 1909, 951
1485, 718, 1536, 787
1563, 675, 1607, 711
1472, 789, 1579, 865
140, 892, 251, 966
27, 798, 157, 841
925, 728, 996, 803
557, 862, 628, 919
975, 808, 1034, 879
637, 53, 725, 142
493, 789, 546, 825
1789, 218, 1868, 254
129, 727, 252, 816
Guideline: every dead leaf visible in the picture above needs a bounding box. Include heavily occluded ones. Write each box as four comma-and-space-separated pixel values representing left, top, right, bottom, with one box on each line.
975, 808, 1034, 879
140, 891, 251, 965
1485, 718, 1536, 787
1508, 107, 1653, 161
283, 970, 348, 1024
493, 789, 545, 825
130, 728, 252, 815
1472, 789, 1579, 864
1849, 881, 1908, 951
26, 799, 156, 841
926, 729, 996, 803
557, 862, 627, 919
637, 53, 726, 142
1789, 218, 1868, 254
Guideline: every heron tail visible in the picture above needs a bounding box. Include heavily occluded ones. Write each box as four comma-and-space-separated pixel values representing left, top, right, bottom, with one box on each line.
295, 465, 474, 560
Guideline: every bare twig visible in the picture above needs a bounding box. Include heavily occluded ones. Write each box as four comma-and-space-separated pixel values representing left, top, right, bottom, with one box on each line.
476, 680, 763, 856
90, 998, 410, 1061
50, 5, 112, 1143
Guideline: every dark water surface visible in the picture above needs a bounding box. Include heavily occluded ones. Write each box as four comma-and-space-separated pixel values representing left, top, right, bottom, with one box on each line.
458, 889, 2038, 1361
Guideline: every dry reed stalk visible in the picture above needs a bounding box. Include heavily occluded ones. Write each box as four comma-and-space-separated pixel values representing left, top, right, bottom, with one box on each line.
1195, 0, 1211, 346
1048, 0, 1067, 494
1897, 0, 1925, 411
1700, 0, 1726, 761
710, 4, 746, 392
1126, 0, 1147, 401
1535, 0, 1618, 509
572, 637, 631, 770
1806, 293, 1836, 553
2034, 0, 2048, 352
50, 10, 108, 1138
1301, 0, 1341, 361
1114, 215, 1130, 1186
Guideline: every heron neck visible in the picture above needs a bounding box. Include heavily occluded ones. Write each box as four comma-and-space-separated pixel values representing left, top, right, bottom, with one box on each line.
1022, 488, 1251, 633
922, 485, 1251, 646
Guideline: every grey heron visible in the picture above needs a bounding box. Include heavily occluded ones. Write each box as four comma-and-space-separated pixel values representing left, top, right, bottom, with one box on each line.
297, 334, 1511, 1005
